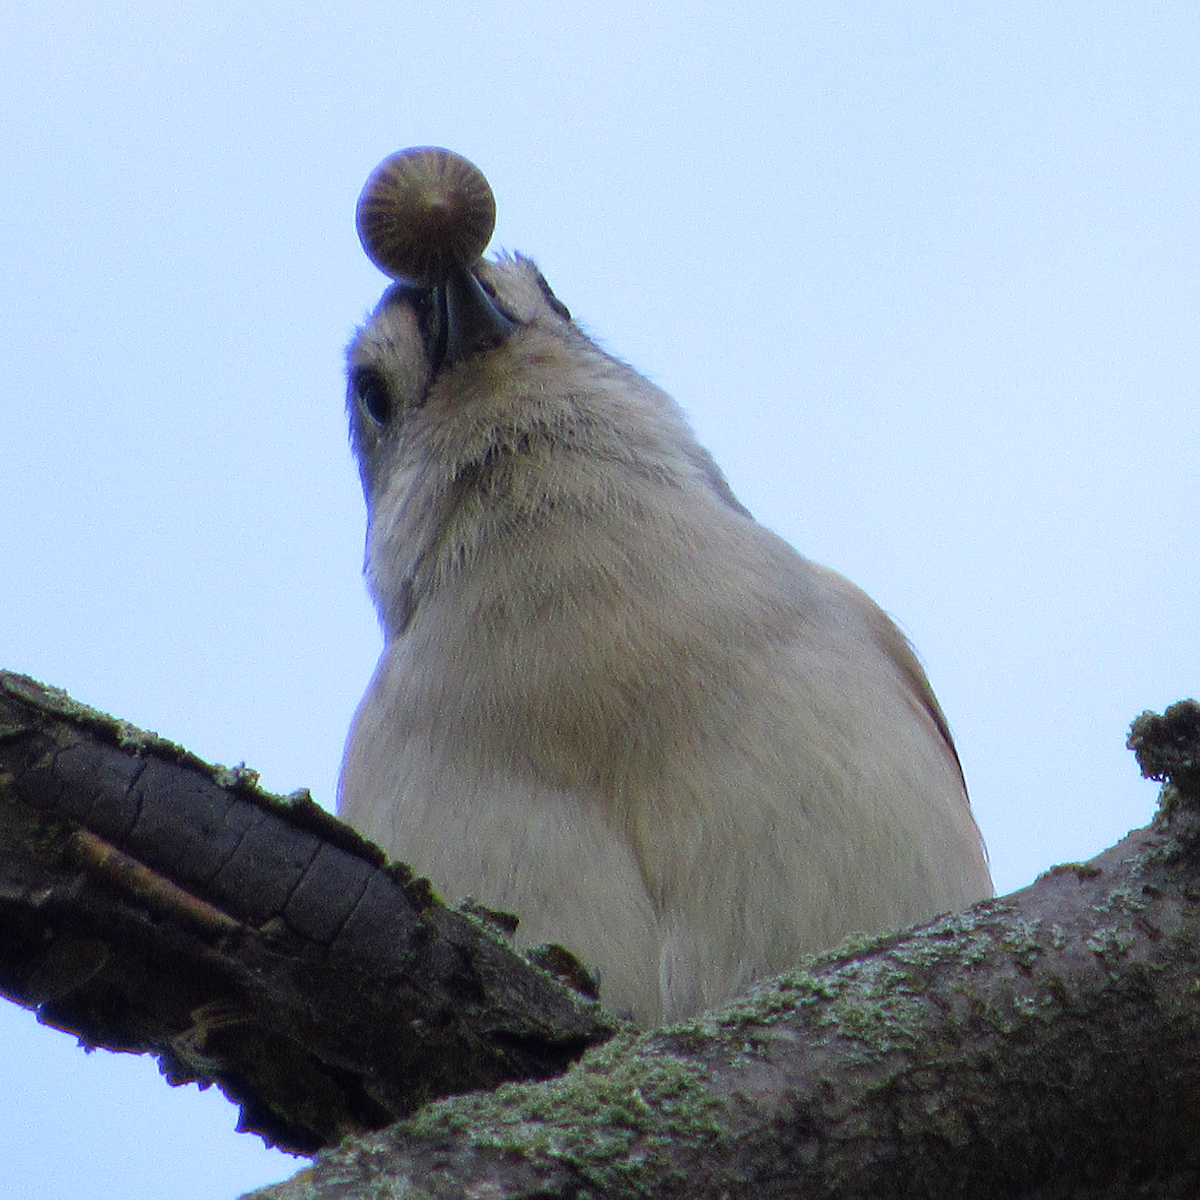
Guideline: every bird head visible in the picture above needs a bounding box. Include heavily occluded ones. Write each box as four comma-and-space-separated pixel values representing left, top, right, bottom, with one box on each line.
345, 148, 745, 642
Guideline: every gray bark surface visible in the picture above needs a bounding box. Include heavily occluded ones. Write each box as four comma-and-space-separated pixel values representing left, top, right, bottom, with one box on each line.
4, 668, 1200, 1198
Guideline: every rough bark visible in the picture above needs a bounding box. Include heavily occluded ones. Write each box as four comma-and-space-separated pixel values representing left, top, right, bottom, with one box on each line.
5, 667, 1200, 1198
0, 671, 616, 1153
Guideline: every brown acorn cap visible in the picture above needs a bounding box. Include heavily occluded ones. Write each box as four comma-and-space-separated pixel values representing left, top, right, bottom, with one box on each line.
355, 147, 496, 286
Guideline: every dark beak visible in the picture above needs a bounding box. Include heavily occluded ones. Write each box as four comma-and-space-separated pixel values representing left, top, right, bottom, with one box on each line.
437, 265, 517, 369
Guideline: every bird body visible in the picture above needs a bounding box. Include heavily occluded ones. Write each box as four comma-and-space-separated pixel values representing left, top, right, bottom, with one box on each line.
338, 243, 991, 1026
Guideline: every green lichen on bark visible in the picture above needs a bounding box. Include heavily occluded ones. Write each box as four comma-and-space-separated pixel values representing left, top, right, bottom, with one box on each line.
253, 1030, 725, 1199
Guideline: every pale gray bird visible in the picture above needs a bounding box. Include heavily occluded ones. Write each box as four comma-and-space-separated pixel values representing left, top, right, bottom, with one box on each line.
338, 148, 991, 1026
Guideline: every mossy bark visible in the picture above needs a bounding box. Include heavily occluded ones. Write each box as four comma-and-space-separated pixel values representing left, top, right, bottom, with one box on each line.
0, 671, 615, 1153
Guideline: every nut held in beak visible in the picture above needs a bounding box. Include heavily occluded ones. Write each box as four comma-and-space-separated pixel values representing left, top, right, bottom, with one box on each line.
356, 147, 497, 286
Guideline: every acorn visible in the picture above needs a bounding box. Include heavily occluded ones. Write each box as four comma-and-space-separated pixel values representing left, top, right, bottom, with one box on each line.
356, 147, 496, 286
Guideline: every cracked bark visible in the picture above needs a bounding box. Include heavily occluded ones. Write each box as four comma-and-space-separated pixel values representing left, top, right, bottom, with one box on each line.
0, 671, 616, 1153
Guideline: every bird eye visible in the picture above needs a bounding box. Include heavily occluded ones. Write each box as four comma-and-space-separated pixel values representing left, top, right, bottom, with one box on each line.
354, 369, 392, 425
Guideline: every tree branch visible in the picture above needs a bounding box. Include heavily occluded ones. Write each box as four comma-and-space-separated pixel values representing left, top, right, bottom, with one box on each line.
7, 668, 1200, 1198
0, 671, 616, 1153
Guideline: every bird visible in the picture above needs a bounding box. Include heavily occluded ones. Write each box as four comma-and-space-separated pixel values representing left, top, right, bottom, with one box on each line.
337, 147, 992, 1027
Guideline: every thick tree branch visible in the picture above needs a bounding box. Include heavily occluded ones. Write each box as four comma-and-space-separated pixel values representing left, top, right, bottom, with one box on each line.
243, 703, 1200, 1199
0, 671, 616, 1153
7, 669, 1200, 1197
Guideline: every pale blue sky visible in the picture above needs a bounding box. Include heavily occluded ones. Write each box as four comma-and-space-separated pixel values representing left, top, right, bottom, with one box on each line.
1, 4, 1197, 1197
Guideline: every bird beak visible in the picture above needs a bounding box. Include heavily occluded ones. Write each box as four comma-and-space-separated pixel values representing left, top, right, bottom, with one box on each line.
438, 264, 517, 369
